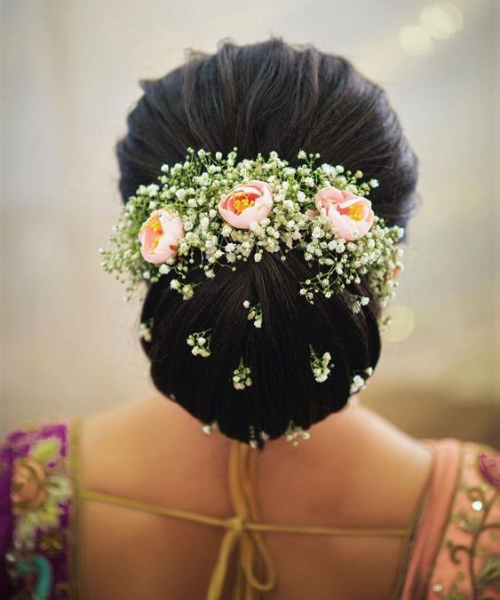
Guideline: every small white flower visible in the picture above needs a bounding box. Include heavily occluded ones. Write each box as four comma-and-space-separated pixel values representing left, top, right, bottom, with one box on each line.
350, 374, 367, 395
139, 321, 153, 342
232, 359, 252, 390
284, 421, 311, 446
310, 346, 333, 383
102, 149, 404, 330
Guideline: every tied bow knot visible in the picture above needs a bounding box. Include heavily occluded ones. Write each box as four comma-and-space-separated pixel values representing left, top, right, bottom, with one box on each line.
226, 515, 246, 533
206, 442, 277, 600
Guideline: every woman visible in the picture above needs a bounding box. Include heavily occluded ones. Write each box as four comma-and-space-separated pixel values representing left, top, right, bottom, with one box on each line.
1, 38, 499, 600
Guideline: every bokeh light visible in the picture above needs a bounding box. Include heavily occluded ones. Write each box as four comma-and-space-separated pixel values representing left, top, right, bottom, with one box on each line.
399, 25, 434, 57
419, 3, 464, 40
383, 305, 416, 343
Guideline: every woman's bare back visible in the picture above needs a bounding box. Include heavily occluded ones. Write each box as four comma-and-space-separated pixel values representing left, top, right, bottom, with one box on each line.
80, 394, 434, 600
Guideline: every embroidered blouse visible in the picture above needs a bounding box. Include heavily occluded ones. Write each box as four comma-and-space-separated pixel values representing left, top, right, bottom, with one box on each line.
1, 417, 500, 600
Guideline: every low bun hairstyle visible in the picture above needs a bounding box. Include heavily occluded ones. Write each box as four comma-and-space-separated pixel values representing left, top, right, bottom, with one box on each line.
116, 38, 419, 447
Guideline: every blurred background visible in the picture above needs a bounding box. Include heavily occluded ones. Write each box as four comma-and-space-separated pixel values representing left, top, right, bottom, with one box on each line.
1, 0, 499, 444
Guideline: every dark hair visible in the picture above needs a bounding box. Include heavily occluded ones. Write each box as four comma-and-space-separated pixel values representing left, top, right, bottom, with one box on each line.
116, 38, 419, 448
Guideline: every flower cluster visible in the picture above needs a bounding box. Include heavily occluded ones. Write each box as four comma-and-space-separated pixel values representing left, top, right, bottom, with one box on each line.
243, 300, 263, 328
309, 346, 334, 383
99, 148, 404, 308
350, 367, 374, 395
201, 421, 218, 435
10, 437, 72, 545
139, 318, 154, 342
232, 358, 252, 390
186, 329, 212, 357
284, 421, 312, 447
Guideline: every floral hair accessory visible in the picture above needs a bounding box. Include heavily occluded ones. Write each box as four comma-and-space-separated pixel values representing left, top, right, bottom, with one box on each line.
186, 329, 212, 357
232, 358, 252, 390
218, 180, 273, 229
309, 346, 334, 383
284, 421, 312, 447
138, 209, 185, 265
99, 148, 403, 446
99, 148, 404, 307
313, 186, 374, 241
139, 318, 154, 342
243, 300, 263, 328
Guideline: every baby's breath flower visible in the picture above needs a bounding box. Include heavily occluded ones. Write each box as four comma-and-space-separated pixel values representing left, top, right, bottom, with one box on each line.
284, 421, 311, 447
100, 148, 403, 318
201, 421, 218, 435
186, 328, 212, 357
232, 358, 252, 390
350, 373, 370, 395
243, 301, 263, 328
309, 346, 334, 383
139, 318, 154, 342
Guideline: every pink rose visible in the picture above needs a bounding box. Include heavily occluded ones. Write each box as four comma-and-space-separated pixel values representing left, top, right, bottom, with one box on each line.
10, 457, 48, 514
138, 209, 185, 265
314, 186, 374, 241
218, 180, 273, 229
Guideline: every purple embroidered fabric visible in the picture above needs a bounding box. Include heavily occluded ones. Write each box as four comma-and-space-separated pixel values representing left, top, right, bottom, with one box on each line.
0, 421, 74, 600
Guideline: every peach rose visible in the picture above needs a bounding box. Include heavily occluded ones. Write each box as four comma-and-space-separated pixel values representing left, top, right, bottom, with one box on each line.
314, 186, 374, 241
138, 209, 185, 265
218, 180, 273, 229
10, 457, 48, 514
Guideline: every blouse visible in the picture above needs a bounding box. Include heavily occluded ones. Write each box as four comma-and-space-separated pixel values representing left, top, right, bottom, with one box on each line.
1, 416, 500, 600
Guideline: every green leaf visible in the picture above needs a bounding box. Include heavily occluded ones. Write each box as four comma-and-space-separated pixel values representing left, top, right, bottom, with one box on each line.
476, 555, 500, 592
30, 438, 61, 465
442, 582, 469, 600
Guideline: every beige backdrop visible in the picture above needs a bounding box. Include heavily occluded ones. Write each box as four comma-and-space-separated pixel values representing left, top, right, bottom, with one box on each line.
1, 0, 499, 442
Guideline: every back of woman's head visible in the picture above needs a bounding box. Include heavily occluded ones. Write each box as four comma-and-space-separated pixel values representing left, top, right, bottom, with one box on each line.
115, 38, 419, 447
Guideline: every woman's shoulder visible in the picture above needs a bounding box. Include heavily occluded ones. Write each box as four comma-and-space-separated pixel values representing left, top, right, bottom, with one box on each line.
0, 417, 81, 599
402, 437, 500, 600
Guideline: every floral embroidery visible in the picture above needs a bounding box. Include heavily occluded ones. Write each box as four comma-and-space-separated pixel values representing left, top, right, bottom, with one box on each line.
10, 437, 72, 546
38, 530, 66, 558
429, 444, 500, 600
479, 452, 500, 487
1, 422, 74, 600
